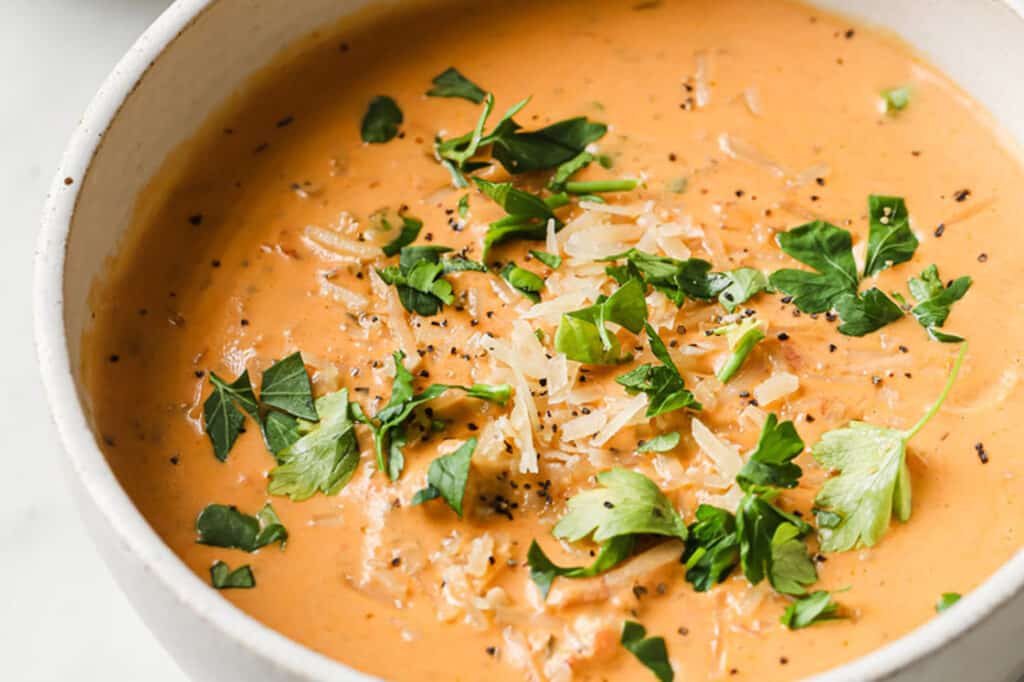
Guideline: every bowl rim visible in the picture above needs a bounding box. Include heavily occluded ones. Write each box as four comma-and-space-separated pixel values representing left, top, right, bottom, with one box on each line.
33, 1, 1024, 680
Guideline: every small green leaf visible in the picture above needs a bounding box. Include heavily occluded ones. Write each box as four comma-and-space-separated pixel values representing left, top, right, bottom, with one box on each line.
907, 265, 971, 342
717, 268, 770, 312
780, 590, 844, 629
426, 67, 486, 104
711, 316, 766, 383
491, 116, 608, 175
381, 215, 424, 257
936, 592, 962, 612
553, 469, 687, 544
411, 437, 476, 516
196, 502, 288, 552
530, 249, 563, 270
261, 410, 300, 454
864, 195, 918, 277
555, 278, 648, 364
637, 432, 680, 453
457, 194, 469, 218
260, 352, 317, 421
500, 263, 545, 302
736, 414, 804, 492
209, 561, 255, 589
769, 523, 818, 595
736, 493, 812, 586
601, 249, 726, 305
881, 86, 911, 113
616, 323, 700, 417
360, 95, 403, 143
203, 370, 259, 461
769, 220, 858, 314
834, 288, 904, 337
565, 179, 639, 194
527, 535, 636, 599
683, 505, 740, 591
548, 151, 594, 191
620, 621, 674, 682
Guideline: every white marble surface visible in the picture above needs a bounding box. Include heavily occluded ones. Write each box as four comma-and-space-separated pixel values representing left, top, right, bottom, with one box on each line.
1, 2, 185, 680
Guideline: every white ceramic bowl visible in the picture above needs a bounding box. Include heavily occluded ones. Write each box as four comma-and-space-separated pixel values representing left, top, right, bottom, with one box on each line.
34, 1, 1024, 680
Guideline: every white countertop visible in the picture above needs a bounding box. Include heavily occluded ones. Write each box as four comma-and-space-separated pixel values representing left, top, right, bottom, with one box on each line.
1, 1, 184, 679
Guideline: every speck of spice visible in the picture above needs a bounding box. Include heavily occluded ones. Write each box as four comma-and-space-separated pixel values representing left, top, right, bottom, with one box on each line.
978, 253, 988, 263
953, 188, 972, 202
777, 332, 790, 341
975, 442, 989, 464
188, 214, 203, 226
934, 223, 945, 237
108, 354, 120, 363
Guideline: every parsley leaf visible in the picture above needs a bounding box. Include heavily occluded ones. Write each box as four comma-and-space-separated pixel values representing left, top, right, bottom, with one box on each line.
710, 317, 766, 383
360, 95, 403, 143
812, 345, 966, 552
780, 590, 844, 629
769, 220, 858, 314
553, 469, 687, 544
769, 522, 818, 595
621, 621, 674, 682
616, 323, 701, 416
864, 195, 918, 277
936, 592, 962, 612
637, 432, 680, 453
268, 389, 361, 501
474, 178, 569, 258
262, 410, 301, 454
834, 288, 905, 336
203, 370, 259, 461
377, 245, 484, 316
881, 86, 911, 113
736, 492, 813, 587
717, 268, 770, 312
683, 505, 741, 591
526, 535, 635, 600
374, 352, 510, 479
554, 277, 648, 364
196, 503, 287, 552
601, 249, 725, 305
411, 437, 476, 516
426, 67, 485, 104
381, 214, 424, 257
500, 263, 545, 302
209, 561, 255, 589
259, 352, 317, 421
736, 414, 804, 492
907, 265, 972, 342
530, 249, 563, 270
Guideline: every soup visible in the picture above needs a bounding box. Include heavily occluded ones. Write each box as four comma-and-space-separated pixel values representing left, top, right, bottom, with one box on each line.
84, 0, 1024, 679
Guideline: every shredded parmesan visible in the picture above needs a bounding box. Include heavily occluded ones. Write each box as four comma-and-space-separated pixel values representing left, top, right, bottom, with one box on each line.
753, 372, 800, 406
691, 418, 743, 480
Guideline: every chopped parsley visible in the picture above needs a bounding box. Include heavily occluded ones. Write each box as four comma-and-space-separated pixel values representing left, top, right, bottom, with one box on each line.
554, 277, 648, 364
710, 316, 765, 383
203, 369, 259, 461
374, 352, 510, 480
500, 263, 545, 302
620, 621, 674, 682
812, 345, 966, 552
716, 268, 770, 312
637, 431, 680, 453
196, 503, 287, 552
736, 413, 804, 492
601, 249, 726, 306
936, 592, 962, 612
529, 249, 563, 270
426, 67, 486, 104
474, 178, 568, 258
780, 590, 845, 629
736, 493, 816, 593
548, 151, 594, 191
682, 504, 741, 591
904, 265, 972, 342
881, 86, 911, 113
360, 95, 403, 143
380, 214, 424, 257
209, 561, 255, 589
564, 178, 639, 194
377, 245, 485, 316
527, 535, 635, 600
864, 195, 918, 277
268, 389, 361, 501
616, 323, 701, 416
259, 352, 317, 421
411, 437, 477, 516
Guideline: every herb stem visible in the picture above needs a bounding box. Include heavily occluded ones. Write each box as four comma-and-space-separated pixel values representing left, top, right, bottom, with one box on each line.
490, 194, 569, 228
906, 343, 967, 439
565, 179, 639, 194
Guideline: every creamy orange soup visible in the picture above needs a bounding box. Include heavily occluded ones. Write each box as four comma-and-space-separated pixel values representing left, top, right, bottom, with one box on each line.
85, 0, 1024, 680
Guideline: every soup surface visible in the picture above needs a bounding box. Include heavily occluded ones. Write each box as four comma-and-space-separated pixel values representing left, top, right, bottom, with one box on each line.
85, 0, 1024, 680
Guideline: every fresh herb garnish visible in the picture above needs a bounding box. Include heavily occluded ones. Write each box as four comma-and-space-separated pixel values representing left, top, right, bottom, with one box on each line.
259, 352, 317, 421
457, 194, 469, 218
554, 277, 648, 364
360, 95, 403, 143
768, 522, 819, 595
196, 503, 287, 552
637, 431, 680, 453
769, 209, 910, 336
529, 249, 563, 270
473, 178, 569, 258
864, 195, 918, 277
565, 178, 639, 195
500, 263, 545, 302
209, 561, 255, 589
268, 389, 361, 501
620, 621, 674, 682
616, 323, 701, 416
881, 86, 911, 113
548, 151, 594, 191
736, 493, 815, 592
936, 592, 962, 612
710, 317, 765, 383
812, 345, 966, 552
736, 414, 804, 492
682, 504, 741, 591
426, 67, 485, 104
905, 265, 972, 342
526, 535, 635, 600
601, 249, 726, 306
374, 352, 510, 479
716, 268, 770, 312
780, 590, 844, 629
203, 370, 259, 461
377, 245, 484, 316
381, 214, 424, 257
411, 437, 476, 516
